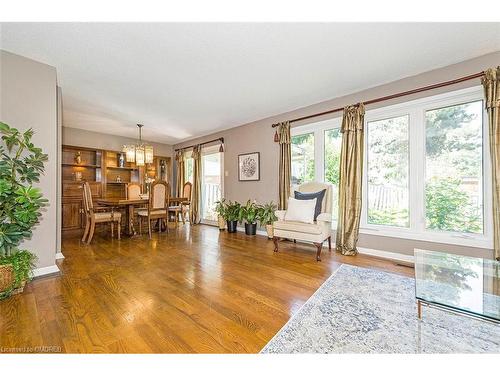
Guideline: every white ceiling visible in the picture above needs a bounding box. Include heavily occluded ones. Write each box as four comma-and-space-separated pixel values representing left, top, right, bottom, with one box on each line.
1, 23, 499, 144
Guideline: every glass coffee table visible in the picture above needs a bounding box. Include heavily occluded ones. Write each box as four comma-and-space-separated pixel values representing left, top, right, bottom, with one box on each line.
414, 249, 500, 324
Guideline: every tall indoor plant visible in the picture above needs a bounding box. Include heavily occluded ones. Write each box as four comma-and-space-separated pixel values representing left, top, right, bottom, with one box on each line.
0, 122, 48, 299
258, 202, 278, 239
223, 201, 241, 233
239, 200, 261, 235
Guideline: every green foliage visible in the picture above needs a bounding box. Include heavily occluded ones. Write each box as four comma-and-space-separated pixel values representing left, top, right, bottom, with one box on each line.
214, 198, 226, 218
223, 201, 241, 222
368, 208, 409, 227
258, 202, 278, 226
292, 133, 315, 184
425, 104, 477, 158
238, 200, 261, 224
0, 250, 37, 299
325, 129, 341, 185
0, 122, 48, 256
425, 177, 481, 233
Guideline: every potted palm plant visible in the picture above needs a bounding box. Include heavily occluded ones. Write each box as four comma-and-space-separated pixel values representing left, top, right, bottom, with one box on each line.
239, 200, 261, 235
224, 201, 241, 233
214, 198, 227, 230
0, 122, 48, 300
258, 202, 278, 239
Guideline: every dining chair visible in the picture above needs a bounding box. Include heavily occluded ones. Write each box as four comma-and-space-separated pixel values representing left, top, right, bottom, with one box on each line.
138, 180, 170, 239
81, 182, 121, 244
126, 182, 142, 199
168, 181, 192, 225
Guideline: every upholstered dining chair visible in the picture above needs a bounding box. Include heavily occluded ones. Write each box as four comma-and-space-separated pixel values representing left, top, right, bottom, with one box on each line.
272, 182, 333, 261
81, 182, 121, 244
138, 180, 170, 238
168, 181, 192, 225
126, 182, 142, 199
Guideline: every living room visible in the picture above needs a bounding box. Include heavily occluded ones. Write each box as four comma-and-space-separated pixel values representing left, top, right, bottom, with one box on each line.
0, 2, 499, 373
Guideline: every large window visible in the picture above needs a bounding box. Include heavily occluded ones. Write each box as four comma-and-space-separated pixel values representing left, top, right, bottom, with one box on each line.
425, 101, 483, 234
291, 133, 314, 186
291, 87, 491, 248
367, 115, 409, 227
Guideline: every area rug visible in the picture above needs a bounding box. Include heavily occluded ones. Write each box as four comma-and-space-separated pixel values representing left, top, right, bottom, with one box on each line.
261, 264, 500, 353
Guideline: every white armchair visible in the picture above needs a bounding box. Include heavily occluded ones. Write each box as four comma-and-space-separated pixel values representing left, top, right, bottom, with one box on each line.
273, 182, 333, 261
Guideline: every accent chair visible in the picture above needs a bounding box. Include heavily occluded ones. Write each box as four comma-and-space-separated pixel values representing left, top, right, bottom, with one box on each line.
272, 182, 333, 261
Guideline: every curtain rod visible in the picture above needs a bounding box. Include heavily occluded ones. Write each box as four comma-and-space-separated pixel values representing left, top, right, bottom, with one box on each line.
271, 71, 485, 127
174, 137, 224, 152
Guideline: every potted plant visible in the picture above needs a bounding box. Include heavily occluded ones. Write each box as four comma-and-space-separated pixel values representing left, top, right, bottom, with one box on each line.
239, 200, 261, 235
224, 201, 240, 233
258, 202, 278, 239
0, 122, 48, 300
214, 198, 227, 230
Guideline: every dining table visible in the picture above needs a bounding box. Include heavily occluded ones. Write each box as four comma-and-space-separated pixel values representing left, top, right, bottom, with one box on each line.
96, 196, 188, 236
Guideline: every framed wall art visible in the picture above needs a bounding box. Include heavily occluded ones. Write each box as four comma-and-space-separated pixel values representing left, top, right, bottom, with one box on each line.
238, 152, 260, 181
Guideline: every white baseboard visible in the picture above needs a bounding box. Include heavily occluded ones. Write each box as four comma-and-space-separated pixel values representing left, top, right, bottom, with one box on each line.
33, 264, 60, 278
222, 224, 414, 263
357, 247, 414, 264
55, 252, 65, 260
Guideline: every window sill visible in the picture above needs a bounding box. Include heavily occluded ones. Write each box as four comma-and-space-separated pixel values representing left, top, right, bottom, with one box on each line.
331, 222, 493, 249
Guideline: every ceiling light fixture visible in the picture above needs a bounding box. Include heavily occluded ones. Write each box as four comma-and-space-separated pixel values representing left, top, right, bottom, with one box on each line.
122, 124, 154, 166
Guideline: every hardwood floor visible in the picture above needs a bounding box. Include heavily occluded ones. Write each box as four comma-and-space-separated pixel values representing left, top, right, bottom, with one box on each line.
0, 224, 414, 353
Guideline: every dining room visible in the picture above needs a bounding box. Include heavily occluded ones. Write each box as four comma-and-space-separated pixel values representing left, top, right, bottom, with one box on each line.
61, 125, 193, 244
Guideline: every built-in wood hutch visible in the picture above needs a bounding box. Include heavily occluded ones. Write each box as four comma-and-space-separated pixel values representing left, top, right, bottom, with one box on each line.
62, 145, 171, 236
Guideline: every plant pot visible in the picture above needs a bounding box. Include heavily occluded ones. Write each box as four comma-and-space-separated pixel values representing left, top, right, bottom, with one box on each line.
11, 280, 26, 295
245, 223, 257, 235
218, 216, 226, 230
265, 224, 274, 239
227, 220, 238, 233
0, 264, 14, 293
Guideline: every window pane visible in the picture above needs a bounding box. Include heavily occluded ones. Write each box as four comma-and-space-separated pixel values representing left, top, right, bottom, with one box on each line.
291, 133, 314, 186
185, 157, 194, 183
324, 128, 342, 221
367, 115, 409, 227
201, 152, 222, 221
425, 101, 483, 233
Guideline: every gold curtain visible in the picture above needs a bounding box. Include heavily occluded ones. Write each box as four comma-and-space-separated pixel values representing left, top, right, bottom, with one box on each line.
336, 103, 365, 256
277, 121, 291, 210
190, 145, 202, 224
175, 150, 185, 198
482, 67, 500, 260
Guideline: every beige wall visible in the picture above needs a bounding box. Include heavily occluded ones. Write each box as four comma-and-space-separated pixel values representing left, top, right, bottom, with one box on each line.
62, 126, 173, 157
174, 51, 500, 260
0, 50, 58, 269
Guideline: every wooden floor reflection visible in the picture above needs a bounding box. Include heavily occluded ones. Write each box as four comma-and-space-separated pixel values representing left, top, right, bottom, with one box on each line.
0, 224, 413, 353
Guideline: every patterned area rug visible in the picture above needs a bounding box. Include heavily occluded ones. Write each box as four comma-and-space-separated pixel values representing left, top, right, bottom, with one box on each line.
261, 265, 500, 353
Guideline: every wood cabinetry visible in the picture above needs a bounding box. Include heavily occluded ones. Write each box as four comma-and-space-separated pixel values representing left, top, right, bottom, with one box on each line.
62, 146, 103, 235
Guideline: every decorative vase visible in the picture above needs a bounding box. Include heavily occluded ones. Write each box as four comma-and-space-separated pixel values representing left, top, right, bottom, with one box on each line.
245, 223, 257, 235
118, 153, 125, 168
218, 216, 226, 230
227, 220, 238, 233
266, 224, 274, 239
0, 264, 14, 294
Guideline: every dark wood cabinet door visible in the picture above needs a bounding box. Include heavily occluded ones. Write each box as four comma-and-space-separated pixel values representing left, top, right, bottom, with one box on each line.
62, 200, 82, 230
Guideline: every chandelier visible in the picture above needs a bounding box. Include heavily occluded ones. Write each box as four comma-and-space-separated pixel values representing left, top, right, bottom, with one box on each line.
122, 124, 154, 166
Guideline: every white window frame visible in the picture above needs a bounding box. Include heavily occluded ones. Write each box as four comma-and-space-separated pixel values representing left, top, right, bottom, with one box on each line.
291, 86, 492, 249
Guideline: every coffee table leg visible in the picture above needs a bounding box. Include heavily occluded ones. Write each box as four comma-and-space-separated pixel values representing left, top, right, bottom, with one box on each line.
417, 300, 422, 319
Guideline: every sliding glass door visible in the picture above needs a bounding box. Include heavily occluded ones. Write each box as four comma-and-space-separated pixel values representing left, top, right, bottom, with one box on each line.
201, 146, 224, 224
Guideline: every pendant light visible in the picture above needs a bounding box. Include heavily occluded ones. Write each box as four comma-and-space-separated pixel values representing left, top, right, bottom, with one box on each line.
122, 124, 154, 166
